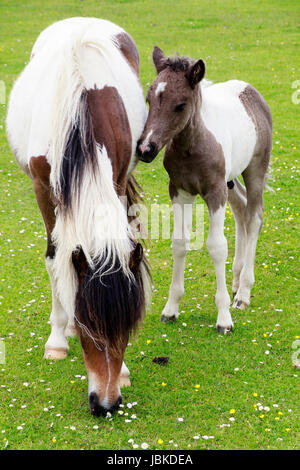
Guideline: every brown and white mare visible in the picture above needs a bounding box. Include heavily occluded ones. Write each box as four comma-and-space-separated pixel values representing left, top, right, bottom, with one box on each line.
6, 18, 150, 416
137, 46, 272, 333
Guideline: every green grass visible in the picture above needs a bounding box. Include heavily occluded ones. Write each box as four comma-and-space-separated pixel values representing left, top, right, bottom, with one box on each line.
0, 0, 299, 450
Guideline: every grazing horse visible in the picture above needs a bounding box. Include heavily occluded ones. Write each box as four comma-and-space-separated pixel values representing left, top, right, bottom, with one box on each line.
137, 46, 272, 333
6, 17, 150, 416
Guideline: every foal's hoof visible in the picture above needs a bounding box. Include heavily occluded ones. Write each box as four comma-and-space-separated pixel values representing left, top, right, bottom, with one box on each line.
44, 347, 68, 360
120, 375, 131, 387
232, 298, 249, 310
216, 325, 233, 334
161, 314, 177, 323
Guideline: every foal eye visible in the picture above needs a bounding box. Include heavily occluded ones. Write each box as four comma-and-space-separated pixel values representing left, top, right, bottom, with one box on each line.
174, 103, 186, 112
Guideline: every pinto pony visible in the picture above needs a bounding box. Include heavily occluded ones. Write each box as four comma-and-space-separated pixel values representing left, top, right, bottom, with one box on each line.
137, 47, 272, 333
6, 18, 150, 416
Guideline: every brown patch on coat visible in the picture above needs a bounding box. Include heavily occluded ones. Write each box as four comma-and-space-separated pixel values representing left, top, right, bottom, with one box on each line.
115, 32, 140, 76
29, 156, 56, 258
87, 86, 132, 195
239, 85, 272, 220
239, 85, 272, 173
164, 119, 227, 213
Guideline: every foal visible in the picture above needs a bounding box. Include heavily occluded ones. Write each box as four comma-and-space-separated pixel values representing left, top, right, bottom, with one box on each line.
7, 18, 150, 415
137, 46, 272, 333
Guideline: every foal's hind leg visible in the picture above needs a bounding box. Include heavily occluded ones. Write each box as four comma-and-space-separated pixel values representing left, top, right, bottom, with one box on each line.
161, 187, 196, 322
232, 164, 267, 309
227, 179, 247, 298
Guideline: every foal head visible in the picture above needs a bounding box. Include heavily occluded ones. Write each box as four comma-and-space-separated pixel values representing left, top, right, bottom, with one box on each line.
137, 46, 206, 162
72, 242, 146, 416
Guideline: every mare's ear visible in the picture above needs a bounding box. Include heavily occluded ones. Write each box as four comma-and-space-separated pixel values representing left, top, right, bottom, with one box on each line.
129, 243, 144, 273
153, 46, 167, 74
186, 59, 206, 89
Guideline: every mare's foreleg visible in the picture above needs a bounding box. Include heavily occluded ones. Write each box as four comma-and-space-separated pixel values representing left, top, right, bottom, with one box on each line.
30, 157, 73, 360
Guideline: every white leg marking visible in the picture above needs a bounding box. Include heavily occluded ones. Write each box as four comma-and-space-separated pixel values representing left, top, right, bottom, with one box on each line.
206, 206, 233, 331
233, 212, 262, 309
44, 257, 69, 359
101, 347, 112, 410
161, 190, 196, 322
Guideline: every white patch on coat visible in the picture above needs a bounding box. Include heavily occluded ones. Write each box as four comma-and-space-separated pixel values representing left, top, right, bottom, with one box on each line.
155, 81, 167, 96
6, 17, 147, 177
139, 129, 153, 153
200, 80, 257, 181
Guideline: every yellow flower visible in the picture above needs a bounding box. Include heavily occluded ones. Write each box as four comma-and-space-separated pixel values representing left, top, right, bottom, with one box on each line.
253, 392, 258, 397
146, 340, 151, 344
52, 438, 56, 443
263, 334, 267, 338
229, 409, 236, 414
195, 384, 200, 389
70, 380, 75, 384
260, 414, 265, 419
161, 382, 167, 387
275, 417, 280, 421
157, 438, 163, 445
285, 428, 291, 432
278, 411, 283, 415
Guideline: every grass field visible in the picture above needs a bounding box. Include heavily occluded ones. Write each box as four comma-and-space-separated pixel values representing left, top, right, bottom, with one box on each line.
0, 0, 299, 451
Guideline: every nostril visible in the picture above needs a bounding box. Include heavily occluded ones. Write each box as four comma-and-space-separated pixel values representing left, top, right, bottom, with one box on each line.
89, 392, 103, 417
88, 392, 123, 417
149, 141, 158, 153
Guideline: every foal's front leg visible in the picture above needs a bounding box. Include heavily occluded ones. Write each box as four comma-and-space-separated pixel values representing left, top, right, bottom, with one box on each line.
206, 203, 233, 333
161, 188, 196, 322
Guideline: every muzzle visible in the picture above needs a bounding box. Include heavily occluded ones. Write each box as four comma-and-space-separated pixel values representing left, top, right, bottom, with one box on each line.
136, 139, 159, 163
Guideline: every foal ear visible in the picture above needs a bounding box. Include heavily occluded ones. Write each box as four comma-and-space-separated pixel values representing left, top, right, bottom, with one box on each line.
153, 46, 167, 74
186, 59, 206, 89
129, 243, 144, 272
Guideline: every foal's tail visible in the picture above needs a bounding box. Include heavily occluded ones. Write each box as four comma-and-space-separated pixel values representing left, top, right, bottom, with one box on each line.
47, 34, 134, 316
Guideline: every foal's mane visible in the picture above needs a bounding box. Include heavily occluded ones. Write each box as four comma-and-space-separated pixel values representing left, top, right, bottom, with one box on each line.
164, 55, 194, 72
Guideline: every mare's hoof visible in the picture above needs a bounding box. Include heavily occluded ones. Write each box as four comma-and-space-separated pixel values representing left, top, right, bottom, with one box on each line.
216, 325, 233, 334
120, 375, 131, 387
161, 314, 177, 323
44, 347, 68, 360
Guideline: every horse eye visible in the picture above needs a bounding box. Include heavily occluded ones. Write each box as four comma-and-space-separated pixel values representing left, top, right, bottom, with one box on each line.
174, 103, 186, 112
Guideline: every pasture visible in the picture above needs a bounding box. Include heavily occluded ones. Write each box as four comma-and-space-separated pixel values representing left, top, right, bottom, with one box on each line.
0, 0, 299, 450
